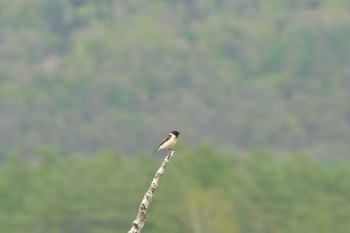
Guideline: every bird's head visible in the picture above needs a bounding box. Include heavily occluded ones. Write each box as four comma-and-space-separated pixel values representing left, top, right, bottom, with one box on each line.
171, 130, 181, 137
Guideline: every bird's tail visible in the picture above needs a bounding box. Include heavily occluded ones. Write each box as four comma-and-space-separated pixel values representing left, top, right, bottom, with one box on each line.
151, 148, 158, 156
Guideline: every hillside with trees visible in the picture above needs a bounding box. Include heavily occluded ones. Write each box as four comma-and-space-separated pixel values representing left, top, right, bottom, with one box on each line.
0, 0, 349, 161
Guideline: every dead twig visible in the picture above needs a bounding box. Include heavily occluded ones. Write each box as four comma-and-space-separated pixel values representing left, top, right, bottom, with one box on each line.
128, 150, 176, 233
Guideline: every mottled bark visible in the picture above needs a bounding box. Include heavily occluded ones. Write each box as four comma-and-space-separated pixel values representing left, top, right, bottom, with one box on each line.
128, 150, 175, 233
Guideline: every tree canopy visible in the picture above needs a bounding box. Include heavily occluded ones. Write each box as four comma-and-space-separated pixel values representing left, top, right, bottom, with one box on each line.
1, 146, 350, 233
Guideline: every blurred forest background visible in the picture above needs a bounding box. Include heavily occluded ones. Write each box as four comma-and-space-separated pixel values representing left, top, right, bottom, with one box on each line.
1, 0, 350, 232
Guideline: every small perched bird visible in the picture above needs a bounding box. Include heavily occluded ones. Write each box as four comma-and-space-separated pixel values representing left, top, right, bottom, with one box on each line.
153, 130, 181, 154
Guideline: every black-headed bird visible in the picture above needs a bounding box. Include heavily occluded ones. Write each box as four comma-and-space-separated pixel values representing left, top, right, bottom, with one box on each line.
153, 130, 181, 154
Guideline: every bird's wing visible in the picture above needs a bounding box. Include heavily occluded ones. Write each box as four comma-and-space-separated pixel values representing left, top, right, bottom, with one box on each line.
153, 134, 172, 154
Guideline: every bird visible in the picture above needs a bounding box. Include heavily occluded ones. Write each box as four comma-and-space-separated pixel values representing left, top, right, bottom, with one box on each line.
153, 130, 181, 154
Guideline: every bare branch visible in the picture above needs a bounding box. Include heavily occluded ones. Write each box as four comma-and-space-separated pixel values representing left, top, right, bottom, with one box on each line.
128, 150, 176, 233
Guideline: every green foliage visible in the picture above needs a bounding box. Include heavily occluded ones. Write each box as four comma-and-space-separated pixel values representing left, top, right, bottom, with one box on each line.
230, 153, 350, 233
178, 188, 238, 233
0, 0, 350, 159
0, 147, 350, 233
